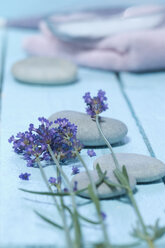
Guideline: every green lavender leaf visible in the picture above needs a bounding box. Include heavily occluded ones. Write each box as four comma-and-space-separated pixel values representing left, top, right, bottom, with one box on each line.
96, 163, 106, 178
96, 163, 120, 191
96, 173, 107, 188
104, 179, 123, 190
111, 242, 140, 248
19, 187, 88, 196
62, 205, 74, 230
153, 226, 165, 240
147, 219, 165, 241
132, 219, 165, 242
131, 222, 146, 241
20, 188, 71, 196
113, 168, 129, 187
77, 200, 92, 207
122, 165, 129, 184
78, 213, 101, 225
20, 172, 106, 197
93, 242, 139, 248
95, 163, 116, 190
72, 210, 82, 248
63, 204, 73, 216
93, 243, 105, 248
35, 210, 63, 230
95, 164, 107, 189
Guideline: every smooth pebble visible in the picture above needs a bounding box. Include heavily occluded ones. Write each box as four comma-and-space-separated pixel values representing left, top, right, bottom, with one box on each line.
93, 153, 165, 183
49, 110, 128, 146
12, 57, 77, 85
71, 170, 136, 199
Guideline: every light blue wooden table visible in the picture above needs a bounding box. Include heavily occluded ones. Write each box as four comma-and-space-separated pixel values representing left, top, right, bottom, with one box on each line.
1, 1, 165, 248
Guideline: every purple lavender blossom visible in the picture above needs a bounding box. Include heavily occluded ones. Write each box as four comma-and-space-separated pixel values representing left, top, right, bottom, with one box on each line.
63, 182, 78, 193
19, 173, 31, 180
63, 188, 69, 193
48, 177, 57, 184
87, 149, 96, 157
8, 118, 55, 166
9, 117, 83, 167
48, 176, 61, 185
101, 211, 107, 220
53, 118, 83, 161
73, 181, 78, 192
72, 166, 80, 175
8, 135, 14, 143
83, 89, 108, 118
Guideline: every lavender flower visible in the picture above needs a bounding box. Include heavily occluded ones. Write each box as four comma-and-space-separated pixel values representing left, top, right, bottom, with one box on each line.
73, 181, 78, 192
72, 166, 80, 175
48, 176, 61, 185
19, 173, 31, 180
87, 149, 96, 157
63, 182, 78, 193
63, 188, 69, 193
9, 117, 83, 167
8, 135, 14, 143
8, 118, 55, 166
101, 211, 107, 221
54, 118, 77, 137
63, 184, 78, 193
48, 177, 57, 184
83, 89, 108, 118
52, 118, 83, 161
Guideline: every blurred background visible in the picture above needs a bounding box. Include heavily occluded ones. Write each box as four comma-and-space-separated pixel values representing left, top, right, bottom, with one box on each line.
2, 0, 165, 72
1, 0, 165, 18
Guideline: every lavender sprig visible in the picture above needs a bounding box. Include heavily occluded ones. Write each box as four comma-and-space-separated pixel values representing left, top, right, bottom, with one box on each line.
36, 157, 73, 248
9, 118, 77, 248
83, 90, 108, 118
50, 114, 111, 247
75, 151, 111, 248
83, 90, 158, 248
47, 144, 82, 248
8, 117, 83, 167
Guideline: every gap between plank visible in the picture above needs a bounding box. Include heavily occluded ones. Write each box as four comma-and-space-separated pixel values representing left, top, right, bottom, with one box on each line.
0, 29, 7, 91
115, 73, 165, 186
115, 72, 156, 158
0, 29, 8, 121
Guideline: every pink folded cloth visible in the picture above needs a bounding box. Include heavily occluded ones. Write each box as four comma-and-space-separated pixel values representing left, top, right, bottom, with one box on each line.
23, 5, 165, 72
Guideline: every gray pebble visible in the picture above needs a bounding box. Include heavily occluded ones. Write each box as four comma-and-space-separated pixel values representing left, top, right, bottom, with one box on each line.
71, 170, 136, 199
93, 153, 165, 183
49, 110, 128, 146
12, 57, 77, 85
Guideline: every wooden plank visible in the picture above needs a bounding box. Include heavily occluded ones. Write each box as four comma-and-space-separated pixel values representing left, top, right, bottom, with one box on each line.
118, 72, 165, 246
121, 72, 165, 162
1, 29, 165, 247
